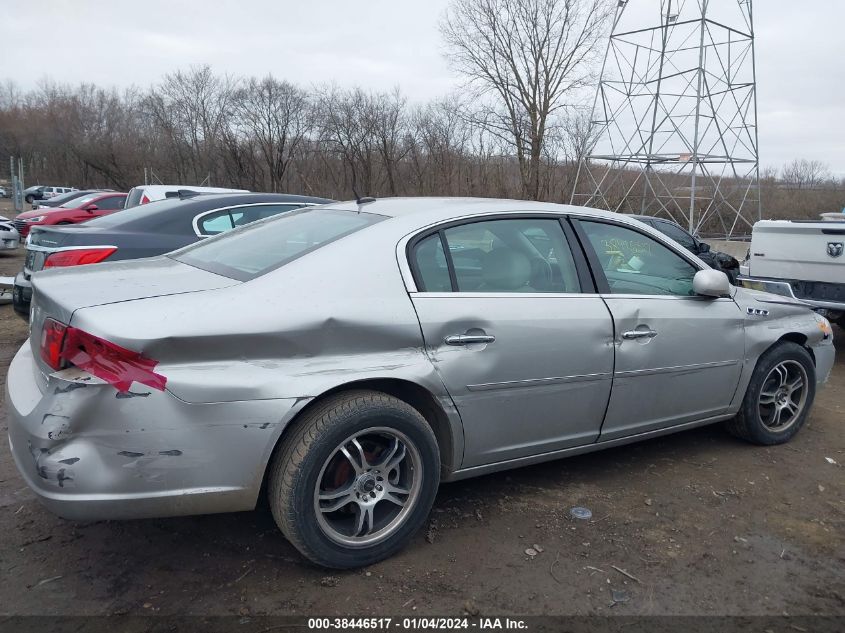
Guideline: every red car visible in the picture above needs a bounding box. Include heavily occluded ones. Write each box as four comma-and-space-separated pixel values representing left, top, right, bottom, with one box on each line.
14, 192, 127, 237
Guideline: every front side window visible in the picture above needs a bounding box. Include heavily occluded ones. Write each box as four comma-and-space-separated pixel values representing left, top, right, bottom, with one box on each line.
174, 208, 383, 281
412, 218, 581, 293
580, 221, 699, 296
97, 195, 126, 210
653, 221, 697, 251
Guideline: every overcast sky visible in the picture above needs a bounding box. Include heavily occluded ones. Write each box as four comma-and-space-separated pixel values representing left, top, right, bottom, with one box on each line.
4, 0, 844, 176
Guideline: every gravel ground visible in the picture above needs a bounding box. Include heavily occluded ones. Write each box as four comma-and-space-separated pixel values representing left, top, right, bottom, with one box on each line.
0, 199, 842, 617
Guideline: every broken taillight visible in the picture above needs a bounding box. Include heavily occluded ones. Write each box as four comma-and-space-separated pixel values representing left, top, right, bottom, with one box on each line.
39, 319, 166, 392
43, 247, 117, 269
40, 318, 68, 370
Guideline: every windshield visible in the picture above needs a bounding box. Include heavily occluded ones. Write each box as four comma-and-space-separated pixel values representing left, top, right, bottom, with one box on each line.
61, 194, 99, 208
172, 208, 383, 281
47, 191, 86, 205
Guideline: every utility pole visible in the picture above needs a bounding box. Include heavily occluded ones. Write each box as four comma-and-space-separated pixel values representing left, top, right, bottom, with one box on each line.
572, 0, 761, 239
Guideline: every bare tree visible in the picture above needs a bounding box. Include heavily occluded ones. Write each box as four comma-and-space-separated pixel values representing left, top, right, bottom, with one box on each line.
781, 158, 831, 190
440, 0, 612, 199
145, 65, 237, 184
232, 76, 311, 192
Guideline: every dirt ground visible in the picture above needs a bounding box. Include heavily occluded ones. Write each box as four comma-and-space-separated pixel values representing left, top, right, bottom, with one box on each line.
0, 199, 842, 617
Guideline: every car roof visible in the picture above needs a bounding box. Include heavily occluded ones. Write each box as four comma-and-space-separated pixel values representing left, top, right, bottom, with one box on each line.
129, 185, 250, 194
81, 192, 335, 231
319, 197, 624, 225
627, 213, 682, 226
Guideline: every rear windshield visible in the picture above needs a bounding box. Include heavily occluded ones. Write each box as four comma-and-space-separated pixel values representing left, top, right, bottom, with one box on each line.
84, 197, 182, 228
171, 208, 383, 281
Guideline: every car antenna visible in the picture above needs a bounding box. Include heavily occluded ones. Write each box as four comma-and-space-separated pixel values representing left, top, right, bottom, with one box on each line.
351, 182, 376, 212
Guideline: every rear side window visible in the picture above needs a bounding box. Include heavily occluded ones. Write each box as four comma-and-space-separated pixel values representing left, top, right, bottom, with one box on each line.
413, 234, 451, 292
173, 208, 383, 281
412, 218, 582, 293
196, 204, 303, 236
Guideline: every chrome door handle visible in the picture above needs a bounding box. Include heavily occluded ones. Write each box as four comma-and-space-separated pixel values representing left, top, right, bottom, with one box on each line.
622, 329, 658, 340
445, 334, 496, 346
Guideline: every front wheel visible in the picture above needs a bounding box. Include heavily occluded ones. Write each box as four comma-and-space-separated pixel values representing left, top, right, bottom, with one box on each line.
725, 342, 816, 445
24, 195, 34, 204
268, 391, 440, 568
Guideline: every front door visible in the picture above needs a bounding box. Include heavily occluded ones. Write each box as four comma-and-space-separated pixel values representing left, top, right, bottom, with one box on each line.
575, 219, 745, 441
408, 216, 615, 468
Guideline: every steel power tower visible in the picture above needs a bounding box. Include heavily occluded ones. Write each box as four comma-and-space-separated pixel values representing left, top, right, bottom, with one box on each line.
571, 0, 760, 238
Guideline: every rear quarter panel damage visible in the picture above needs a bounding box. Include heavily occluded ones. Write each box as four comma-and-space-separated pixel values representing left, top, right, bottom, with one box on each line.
65, 227, 465, 476
6, 343, 309, 518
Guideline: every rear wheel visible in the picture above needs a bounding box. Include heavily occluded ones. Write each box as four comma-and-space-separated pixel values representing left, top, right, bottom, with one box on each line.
268, 391, 440, 568
24, 195, 34, 204
726, 342, 815, 445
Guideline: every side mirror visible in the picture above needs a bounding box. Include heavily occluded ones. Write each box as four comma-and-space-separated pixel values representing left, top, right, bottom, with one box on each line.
693, 269, 730, 298
697, 242, 711, 254
84, 204, 98, 212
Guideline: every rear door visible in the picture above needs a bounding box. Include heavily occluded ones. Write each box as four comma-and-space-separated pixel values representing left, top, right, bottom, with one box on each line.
408, 215, 614, 468
573, 218, 745, 440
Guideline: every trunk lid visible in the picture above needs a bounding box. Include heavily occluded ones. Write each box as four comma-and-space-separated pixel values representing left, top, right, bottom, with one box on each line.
748, 220, 845, 283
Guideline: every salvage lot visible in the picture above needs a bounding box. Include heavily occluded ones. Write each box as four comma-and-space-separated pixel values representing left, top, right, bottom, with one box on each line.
0, 200, 842, 616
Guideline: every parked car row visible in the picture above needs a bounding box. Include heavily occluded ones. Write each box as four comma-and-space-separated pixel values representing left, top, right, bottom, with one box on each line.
12, 191, 332, 316
0, 215, 21, 250
4, 195, 835, 570
23, 185, 78, 204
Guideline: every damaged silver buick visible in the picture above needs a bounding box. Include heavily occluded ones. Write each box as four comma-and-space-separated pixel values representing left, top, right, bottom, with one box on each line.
6, 198, 835, 568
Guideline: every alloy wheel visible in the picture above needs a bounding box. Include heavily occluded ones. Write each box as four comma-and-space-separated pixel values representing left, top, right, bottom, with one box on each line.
758, 360, 808, 432
314, 427, 422, 547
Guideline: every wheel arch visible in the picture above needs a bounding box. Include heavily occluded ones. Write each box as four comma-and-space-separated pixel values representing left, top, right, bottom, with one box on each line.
258, 378, 460, 505
776, 332, 814, 364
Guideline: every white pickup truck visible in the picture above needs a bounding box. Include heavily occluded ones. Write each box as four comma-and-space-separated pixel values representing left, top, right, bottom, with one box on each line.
738, 219, 845, 327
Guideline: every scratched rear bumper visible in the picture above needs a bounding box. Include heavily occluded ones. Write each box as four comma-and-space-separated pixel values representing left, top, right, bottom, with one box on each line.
5, 341, 306, 521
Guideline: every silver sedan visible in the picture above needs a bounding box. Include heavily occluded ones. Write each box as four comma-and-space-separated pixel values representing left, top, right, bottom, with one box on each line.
6, 198, 835, 568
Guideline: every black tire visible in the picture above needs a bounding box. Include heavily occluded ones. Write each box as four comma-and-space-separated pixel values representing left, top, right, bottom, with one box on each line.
268, 390, 440, 568
56, 221, 73, 225
24, 195, 34, 204
725, 342, 815, 445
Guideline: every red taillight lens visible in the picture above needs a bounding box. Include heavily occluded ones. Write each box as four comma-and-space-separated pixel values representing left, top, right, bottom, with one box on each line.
60, 327, 166, 392
140, 194, 150, 205
43, 247, 117, 269
40, 318, 68, 370
38, 319, 166, 392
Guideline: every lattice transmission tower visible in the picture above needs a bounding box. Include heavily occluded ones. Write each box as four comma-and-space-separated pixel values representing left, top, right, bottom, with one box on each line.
571, 0, 760, 238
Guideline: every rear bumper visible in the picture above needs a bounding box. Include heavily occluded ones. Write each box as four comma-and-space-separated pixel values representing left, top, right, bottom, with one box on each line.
5, 341, 307, 521
737, 275, 845, 312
